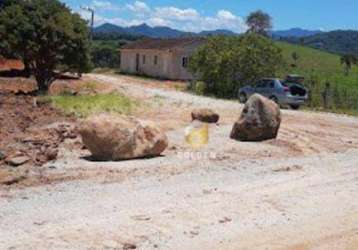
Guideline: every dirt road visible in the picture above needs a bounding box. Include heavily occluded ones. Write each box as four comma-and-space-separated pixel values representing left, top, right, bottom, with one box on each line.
1, 73, 358, 250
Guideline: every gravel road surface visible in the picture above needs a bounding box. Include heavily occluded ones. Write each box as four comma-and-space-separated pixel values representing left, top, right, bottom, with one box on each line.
1, 73, 358, 250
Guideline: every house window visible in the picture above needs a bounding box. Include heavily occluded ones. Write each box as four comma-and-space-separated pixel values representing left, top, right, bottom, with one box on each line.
154, 55, 158, 65
142, 55, 146, 64
182, 57, 189, 68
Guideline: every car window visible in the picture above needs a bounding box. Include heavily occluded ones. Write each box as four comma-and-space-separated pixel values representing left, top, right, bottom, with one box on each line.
256, 81, 265, 88
261, 80, 274, 88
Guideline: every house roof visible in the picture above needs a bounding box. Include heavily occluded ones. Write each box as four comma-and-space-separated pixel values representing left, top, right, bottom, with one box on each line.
121, 37, 206, 50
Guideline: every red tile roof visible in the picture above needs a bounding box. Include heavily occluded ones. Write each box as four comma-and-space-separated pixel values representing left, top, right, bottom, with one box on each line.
121, 37, 206, 50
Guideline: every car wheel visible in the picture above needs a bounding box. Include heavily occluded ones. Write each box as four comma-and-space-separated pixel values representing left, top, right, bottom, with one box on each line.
290, 104, 300, 110
239, 93, 247, 103
269, 96, 279, 104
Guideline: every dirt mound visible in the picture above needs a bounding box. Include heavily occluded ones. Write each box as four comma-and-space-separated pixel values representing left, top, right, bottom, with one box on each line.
0, 93, 79, 185
0, 59, 24, 71
0, 77, 37, 94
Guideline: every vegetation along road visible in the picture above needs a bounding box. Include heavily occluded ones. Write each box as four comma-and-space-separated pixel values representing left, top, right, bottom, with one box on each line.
1, 73, 358, 250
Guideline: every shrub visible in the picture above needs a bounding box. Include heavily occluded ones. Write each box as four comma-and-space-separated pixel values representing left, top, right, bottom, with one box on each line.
194, 81, 206, 96
189, 34, 284, 98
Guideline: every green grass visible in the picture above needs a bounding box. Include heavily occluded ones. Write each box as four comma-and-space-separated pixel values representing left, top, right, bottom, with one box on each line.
277, 42, 358, 87
276, 42, 358, 113
43, 93, 137, 118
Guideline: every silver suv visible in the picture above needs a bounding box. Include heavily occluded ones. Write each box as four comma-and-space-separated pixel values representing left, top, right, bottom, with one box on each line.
238, 78, 308, 110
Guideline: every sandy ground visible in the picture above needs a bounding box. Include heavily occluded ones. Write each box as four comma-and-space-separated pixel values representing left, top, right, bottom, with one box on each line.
1, 73, 358, 250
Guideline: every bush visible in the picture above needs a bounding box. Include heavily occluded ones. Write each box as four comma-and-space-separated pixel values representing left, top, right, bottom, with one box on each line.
189, 34, 284, 98
91, 41, 121, 68
193, 81, 206, 95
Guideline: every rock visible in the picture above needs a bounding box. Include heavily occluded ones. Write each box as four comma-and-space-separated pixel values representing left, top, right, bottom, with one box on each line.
45, 147, 59, 161
0, 173, 27, 185
79, 114, 168, 161
53, 122, 78, 139
191, 108, 219, 123
230, 94, 281, 141
122, 243, 137, 250
0, 150, 6, 160
6, 156, 30, 167
103, 240, 119, 249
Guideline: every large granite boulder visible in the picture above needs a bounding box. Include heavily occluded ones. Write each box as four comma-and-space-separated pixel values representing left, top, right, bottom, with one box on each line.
230, 94, 281, 141
79, 114, 168, 160
191, 108, 220, 123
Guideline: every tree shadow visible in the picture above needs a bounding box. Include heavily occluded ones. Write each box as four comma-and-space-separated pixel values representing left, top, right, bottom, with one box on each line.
0, 69, 29, 78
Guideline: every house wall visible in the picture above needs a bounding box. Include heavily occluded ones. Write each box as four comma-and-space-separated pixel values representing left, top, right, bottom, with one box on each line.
168, 40, 205, 80
120, 49, 173, 79
120, 40, 204, 80
120, 50, 137, 74
169, 50, 195, 80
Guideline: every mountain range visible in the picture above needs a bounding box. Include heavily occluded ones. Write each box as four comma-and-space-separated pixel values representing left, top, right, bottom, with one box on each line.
93, 23, 317, 39
281, 30, 358, 55
93, 23, 358, 55
93, 23, 236, 38
272, 28, 323, 38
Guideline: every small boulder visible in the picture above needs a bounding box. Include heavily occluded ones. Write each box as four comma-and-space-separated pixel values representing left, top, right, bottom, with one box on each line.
6, 155, 30, 167
79, 114, 168, 161
0, 150, 6, 161
230, 94, 281, 141
45, 147, 59, 161
191, 108, 219, 123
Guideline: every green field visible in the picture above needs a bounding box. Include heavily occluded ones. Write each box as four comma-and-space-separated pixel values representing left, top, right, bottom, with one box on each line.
42, 93, 137, 118
276, 42, 358, 114
277, 42, 358, 86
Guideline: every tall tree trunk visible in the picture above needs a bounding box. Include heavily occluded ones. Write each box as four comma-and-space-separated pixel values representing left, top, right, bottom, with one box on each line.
22, 52, 31, 78
23, 58, 31, 78
34, 67, 54, 94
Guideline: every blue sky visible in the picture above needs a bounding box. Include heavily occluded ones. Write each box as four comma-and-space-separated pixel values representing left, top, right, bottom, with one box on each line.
61, 0, 358, 32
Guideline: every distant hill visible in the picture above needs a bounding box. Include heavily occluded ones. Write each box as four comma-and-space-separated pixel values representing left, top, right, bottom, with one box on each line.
198, 29, 237, 36
93, 23, 237, 38
272, 28, 323, 38
281, 30, 358, 55
127, 24, 190, 38
94, 24, 358, 56
94, 23, 127, 34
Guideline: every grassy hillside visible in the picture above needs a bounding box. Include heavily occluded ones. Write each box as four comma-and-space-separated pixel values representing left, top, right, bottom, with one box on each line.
277, 42, 358, 85
276, 42, 358, 114
279, 30, 358, 55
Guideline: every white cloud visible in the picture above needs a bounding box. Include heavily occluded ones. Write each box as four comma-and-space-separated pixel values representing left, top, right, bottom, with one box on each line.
79, 1, 248, 33
217, 10, 236, 20
126, 1, 151, 15
154, 7, 200, 21
85, 1, 122, 11
147, 17, 173, 27
92, 0, 111, 8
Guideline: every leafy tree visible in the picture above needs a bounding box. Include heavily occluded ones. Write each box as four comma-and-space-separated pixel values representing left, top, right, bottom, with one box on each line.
93, 32, 142, 41
91, 41, 121, 68
0, 0, 92, 92
291, 52, 300, 67
246, 10, 272, 36
340, 54, 357, 76
189, 34, 284, 98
